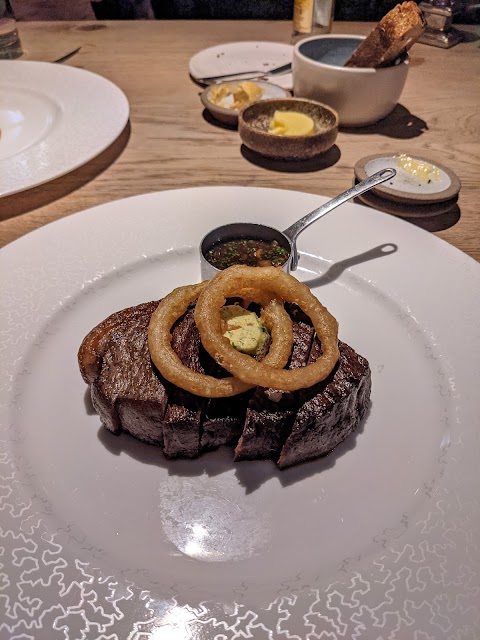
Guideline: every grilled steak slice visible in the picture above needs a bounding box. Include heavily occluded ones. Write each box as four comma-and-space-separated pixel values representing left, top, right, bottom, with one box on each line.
79, 301, 159, 387
79, 303, 167, 442
201, 392, 251, 451
234, 306, 315, 461
78, 300, 191, 446
200, 301, 269, 453
277, 340, 371, 469
162, 309, 207, 458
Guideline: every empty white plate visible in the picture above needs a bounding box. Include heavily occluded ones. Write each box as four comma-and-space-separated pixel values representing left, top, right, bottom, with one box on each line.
0, 61, 129, 197
189, 40, 294, 89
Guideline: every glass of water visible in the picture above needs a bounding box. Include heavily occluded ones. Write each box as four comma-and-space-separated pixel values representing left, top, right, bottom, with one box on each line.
0, 0, 22, 59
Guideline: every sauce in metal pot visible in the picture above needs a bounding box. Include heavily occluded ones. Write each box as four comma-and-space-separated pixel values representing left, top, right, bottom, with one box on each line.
206, 238, 289, 270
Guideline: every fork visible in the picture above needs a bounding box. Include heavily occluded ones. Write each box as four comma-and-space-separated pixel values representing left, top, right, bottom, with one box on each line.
197, 62, 292, 85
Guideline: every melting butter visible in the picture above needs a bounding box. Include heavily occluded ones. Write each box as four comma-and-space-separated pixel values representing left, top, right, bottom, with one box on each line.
209, 81, 264, 111
395, 154, 441, 183
269, 110, 315, 136
221, 305, 269, 355
231, 81, 263, 110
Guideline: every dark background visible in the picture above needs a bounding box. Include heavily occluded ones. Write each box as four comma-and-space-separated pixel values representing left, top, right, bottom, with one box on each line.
91, 0, 480, 23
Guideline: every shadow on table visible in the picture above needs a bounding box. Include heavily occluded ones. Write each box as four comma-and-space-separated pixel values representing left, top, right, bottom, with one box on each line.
241, 143, 341, 173
0, 121, 131, 222
456, 29, 480, 43
341, 104, 428, 139
201, 107, 237, 131
355, 194, 461, 233
406, 204, 461, 232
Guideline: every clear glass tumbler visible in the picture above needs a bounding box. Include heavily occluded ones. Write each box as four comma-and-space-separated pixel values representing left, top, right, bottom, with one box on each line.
0, 0, 23, 59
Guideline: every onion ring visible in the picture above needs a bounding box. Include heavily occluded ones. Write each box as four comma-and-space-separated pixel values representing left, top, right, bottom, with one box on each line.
195, 265, 339, 391
148, 282, 293, 398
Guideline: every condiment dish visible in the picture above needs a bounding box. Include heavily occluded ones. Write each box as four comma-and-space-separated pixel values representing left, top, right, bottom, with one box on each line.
200, 80, 290, 126
200, 168, 396, 279
238, 97, 338, 160
354, 153, 461, 205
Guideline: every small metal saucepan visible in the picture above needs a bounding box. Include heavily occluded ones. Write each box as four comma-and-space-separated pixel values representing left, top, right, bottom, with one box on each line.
200, 168, 396, 280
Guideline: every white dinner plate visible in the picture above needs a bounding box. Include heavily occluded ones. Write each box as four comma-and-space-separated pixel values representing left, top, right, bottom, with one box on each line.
189, 40, 294, 89
0, 61, 129, 197
1, 187, 479, 638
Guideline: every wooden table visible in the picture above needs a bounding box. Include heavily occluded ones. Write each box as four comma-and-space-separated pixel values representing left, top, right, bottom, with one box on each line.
1, 20, 479, 261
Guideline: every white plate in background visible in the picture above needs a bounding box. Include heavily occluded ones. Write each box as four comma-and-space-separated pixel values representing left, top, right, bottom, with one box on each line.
0, 61, 129, 197
189, 40, 294, 89
1, 186, 479, 638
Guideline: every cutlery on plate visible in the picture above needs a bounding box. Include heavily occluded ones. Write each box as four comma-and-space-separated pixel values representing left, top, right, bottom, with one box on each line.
53, 47, 81, 64
197, 62, 292, 85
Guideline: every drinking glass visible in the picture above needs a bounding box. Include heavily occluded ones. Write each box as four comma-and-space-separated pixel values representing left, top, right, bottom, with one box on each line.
0, 0, 22, 59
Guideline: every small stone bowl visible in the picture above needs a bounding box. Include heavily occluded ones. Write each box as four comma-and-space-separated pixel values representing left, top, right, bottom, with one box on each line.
238, 97, 338, 160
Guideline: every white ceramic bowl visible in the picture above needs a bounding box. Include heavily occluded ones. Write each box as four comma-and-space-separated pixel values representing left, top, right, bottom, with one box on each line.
293, 35, 409, 128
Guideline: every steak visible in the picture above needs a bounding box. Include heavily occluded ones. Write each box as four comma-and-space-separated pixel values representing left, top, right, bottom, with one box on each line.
78, 301, 371, 468
79, 301, 191, 446
162, 309, 207, 458
234, 306, 315, 461
277, 340, 371, 469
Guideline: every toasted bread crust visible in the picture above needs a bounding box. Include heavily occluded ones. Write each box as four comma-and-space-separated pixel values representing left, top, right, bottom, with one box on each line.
345, 2, 426, 68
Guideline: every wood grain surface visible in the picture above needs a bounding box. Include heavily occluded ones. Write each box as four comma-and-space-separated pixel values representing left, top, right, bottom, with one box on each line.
1, 20, 479, 261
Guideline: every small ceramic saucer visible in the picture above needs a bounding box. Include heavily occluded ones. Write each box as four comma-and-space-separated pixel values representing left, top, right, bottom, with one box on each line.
200, 80, 290, 126
354, 153, 461, 205
355, 181, 459, 218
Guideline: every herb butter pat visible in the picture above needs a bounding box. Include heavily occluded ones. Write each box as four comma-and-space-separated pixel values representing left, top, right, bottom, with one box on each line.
220, 305, 269, 355
269, 110, 315, 136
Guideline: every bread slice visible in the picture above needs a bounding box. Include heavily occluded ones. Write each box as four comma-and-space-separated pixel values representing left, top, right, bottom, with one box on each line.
345, 1, 426, 68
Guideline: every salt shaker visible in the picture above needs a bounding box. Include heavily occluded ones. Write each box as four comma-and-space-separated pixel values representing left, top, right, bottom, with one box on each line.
418, 0, 463, 48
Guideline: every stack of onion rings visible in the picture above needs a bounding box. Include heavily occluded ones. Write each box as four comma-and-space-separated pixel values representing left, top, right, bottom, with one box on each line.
148, 265, 339, 398
148, 280, 293, 398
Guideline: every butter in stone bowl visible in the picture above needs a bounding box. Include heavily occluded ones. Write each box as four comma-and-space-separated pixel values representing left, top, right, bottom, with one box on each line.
238, 97, 338, 160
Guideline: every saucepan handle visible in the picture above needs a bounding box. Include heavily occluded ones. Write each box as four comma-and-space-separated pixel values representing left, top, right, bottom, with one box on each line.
283, 168, 397, 271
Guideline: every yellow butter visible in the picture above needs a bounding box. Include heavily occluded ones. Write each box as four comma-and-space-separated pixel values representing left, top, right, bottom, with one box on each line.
269, 110, 315, 136
209, 83, 232, 104
209, 81, 264, 111
220, 305, 269, 355
231, 81, 263, 110
395, 154, 441, 183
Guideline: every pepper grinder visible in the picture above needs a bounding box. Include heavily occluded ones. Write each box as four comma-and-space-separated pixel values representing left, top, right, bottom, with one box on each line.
418, 0, 463, 48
